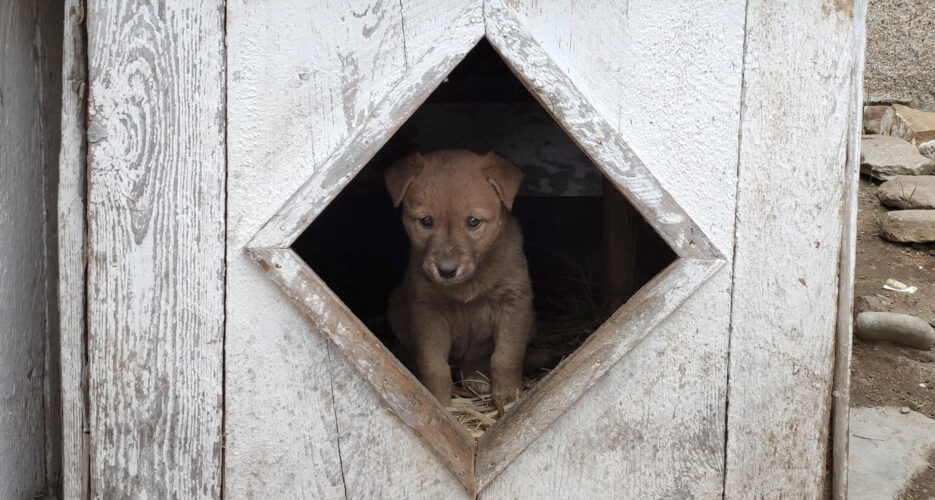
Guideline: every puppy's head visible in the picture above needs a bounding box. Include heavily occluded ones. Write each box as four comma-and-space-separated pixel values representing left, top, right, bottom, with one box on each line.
385, 150, 522, 285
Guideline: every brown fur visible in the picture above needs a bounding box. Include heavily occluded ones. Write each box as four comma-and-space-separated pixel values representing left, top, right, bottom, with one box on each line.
385, 150, 535, 407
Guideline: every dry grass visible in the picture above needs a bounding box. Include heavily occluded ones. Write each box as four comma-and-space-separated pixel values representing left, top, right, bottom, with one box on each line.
447, 374, 545, 439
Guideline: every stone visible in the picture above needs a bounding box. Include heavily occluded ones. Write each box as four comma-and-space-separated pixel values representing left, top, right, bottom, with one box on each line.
880, 210, 935, 243
879, 107, 895, 135
849, 407, 935, 500
855, 311, 935, 350
864, 0, 935, 111
890, 104, 935, 146
919, 140, 935, 163
900, 406, 911, 414
860, 135, 934, 181
877, 176, 935, 209
863, 105, 890, 134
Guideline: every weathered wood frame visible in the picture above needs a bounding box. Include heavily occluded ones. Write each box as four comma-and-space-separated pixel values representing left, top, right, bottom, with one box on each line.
246, 3, 724, 494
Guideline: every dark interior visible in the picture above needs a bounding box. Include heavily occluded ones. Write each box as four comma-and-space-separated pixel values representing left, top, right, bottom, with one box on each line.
292, 39, 675, 368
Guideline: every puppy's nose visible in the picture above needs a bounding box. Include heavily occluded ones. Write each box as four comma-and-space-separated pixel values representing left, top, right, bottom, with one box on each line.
437, 261, 458, 279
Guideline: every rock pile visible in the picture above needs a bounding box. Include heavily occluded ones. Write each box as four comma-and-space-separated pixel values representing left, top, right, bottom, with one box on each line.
863, 104, 935, 244
858, 104, 935, 350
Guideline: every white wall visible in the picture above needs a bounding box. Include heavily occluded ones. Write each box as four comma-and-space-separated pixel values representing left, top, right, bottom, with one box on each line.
0, 1, 63, 497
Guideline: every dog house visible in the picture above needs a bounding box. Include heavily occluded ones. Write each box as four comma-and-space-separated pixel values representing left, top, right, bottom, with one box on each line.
59, 0, 866, 498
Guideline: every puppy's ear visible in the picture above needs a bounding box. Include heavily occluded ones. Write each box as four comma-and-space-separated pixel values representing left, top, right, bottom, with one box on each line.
482, 153, 522, 211
384, 153, 424, 208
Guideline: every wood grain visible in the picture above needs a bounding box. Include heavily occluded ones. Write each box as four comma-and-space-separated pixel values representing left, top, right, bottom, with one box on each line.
0, 1, 57, 496
58, 0, 89, 497
85, 2, 225, 497
248, 248, 476, 494
37, 0, 65, 490
833, 1, 868, 497
724, 1, 863, 497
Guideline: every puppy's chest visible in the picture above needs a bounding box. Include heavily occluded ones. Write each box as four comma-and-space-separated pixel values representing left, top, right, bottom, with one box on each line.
439, 297, 498, 342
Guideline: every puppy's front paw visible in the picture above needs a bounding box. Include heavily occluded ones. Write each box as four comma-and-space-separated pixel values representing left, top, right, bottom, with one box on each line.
492, 378, 522, 404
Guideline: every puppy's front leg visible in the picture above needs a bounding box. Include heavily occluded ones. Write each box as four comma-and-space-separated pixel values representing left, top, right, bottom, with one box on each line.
411, 308, 453, 406
490, 295, 534, 403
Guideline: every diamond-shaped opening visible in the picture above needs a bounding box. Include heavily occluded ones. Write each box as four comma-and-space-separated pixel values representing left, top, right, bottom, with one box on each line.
291, 39, 676, 437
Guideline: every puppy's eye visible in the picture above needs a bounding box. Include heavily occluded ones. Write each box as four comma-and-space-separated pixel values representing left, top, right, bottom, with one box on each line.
466, 217, 482, 229
418, 216, 434, 228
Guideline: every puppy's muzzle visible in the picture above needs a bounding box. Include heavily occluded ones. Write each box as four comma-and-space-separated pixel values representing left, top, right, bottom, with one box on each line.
436, 260, 458, 279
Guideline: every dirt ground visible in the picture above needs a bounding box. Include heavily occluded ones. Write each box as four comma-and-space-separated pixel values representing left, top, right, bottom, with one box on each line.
851, 177, 935, 416
850, 177, 935, 497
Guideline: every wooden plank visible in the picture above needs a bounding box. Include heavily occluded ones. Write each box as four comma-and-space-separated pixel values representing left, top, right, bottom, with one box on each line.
832, 1, 867, 498
476, 1, 745, 496
84, 2, 225, 497
37, 0, 65, 492
0, 1, 55, 496
724, 2, 862, 497
315, 4, 485, 497
248, 248, 476, 494
225, 2, 484, 496
58, 0, 89, 497
224, 2, 345, 497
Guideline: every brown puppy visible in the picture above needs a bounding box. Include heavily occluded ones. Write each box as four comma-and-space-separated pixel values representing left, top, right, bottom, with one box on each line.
385, 150, 534, 407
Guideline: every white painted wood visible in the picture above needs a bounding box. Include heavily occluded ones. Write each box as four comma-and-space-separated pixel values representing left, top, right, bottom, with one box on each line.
833, 2, 867, 498
477, 1, 744, 497
492, 0, 744, 255
247, 248, 476, 492
483, 272, 733, 499
249, 2, 485, 250
477, 258, 722, 491
85, 2, 225, 497
724, 2, 863, 497
482, 3, 721, 262
58, 0, 90, 497
226, 1, 483, 496
0, 1, 57, 497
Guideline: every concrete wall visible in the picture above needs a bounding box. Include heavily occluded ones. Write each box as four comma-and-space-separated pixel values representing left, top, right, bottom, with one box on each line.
864, 0, 935, 110
0, 1, 63, 497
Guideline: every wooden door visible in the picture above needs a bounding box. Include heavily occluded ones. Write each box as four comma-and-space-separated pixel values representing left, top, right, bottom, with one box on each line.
73, 0, 863, 497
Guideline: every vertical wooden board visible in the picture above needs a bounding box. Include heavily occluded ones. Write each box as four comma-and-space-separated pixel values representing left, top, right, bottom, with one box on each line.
832, 2, 867, 497
330, 359, 471, 499
482, 273, 732, 499
479, 1, 743, 496
226, 0, 483, 496
58, 0, 90, 496
85, 2, 225, 497
223, 262, 346, 497
37, 0, 65, 492
497, 0, 746, 253
724, 2, 860, 497
0, 1, 52, 496
322, 3, 484, 496
224, 1, 350, 495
